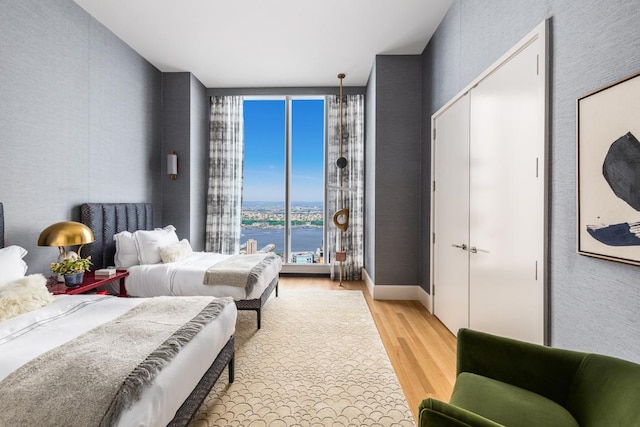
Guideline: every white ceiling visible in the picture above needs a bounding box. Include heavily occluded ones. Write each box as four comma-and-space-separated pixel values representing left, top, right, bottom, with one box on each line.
72, 0, 452, 88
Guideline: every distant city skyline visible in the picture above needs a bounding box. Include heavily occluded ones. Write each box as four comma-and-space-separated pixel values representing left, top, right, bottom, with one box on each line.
241, 200, 323, 228
243, 99, 324, 202
242, 200, 323, 205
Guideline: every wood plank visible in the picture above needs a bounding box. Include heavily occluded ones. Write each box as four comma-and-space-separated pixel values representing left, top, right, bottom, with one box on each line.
278, 277, 457, 422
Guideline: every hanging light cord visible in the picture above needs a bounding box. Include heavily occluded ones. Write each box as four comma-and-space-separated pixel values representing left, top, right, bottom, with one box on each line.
338, 73, 345, 208
338, 73, 345, 159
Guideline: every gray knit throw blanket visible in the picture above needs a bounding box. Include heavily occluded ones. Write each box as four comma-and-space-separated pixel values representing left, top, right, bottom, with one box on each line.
0, 296, 233, 427
203, 253, 280, 295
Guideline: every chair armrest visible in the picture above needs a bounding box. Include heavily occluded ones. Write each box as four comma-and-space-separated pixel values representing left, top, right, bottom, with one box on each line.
418, 398, 504, 427
456, 328, 586, 406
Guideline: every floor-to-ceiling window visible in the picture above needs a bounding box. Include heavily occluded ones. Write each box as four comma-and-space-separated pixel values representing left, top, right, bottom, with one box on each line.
241, 97, 326, 267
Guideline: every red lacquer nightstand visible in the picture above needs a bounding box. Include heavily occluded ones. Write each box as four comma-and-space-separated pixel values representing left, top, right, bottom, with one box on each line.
47, 270, 129, 297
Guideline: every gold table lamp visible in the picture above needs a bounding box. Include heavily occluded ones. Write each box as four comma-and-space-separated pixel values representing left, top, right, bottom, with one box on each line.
38, 221, 95, 259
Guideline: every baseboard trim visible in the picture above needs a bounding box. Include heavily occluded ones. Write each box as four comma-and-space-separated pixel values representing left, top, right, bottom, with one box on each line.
372, 285, 420, 300
361, 268, 433, 314
362, 268, 376, 299
417, 285, 433, 314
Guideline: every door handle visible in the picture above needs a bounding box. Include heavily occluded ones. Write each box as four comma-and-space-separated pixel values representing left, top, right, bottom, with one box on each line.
468, 246, 489, 254
451, 243, 468, 250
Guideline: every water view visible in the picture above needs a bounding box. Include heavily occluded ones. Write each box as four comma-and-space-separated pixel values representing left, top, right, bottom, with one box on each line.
241, 201, 324, 263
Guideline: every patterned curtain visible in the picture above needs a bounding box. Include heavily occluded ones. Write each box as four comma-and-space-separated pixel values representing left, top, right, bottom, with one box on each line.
326, 94, 365, 281
206, 96, 244, 254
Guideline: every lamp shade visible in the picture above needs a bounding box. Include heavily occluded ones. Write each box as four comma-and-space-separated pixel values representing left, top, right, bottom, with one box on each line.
167, 152, 178, 179
38, 221, 95, 247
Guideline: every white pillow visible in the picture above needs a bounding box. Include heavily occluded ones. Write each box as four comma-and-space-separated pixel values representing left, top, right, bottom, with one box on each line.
0, 274, 54, 321
114, 231, 139, 268
159, 239, 193, 263
0, 245, 28, 287
133, 225, 179, 265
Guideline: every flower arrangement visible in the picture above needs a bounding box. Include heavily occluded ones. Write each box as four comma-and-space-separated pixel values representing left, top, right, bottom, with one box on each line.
50, 255, 92, 275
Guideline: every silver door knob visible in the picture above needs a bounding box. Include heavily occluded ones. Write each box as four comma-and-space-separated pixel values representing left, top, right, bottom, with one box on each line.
451, 243, 468, 250
468, 246, 489, 254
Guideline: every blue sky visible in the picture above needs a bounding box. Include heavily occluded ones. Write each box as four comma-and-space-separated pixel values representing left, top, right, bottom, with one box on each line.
243, 99, 324, 202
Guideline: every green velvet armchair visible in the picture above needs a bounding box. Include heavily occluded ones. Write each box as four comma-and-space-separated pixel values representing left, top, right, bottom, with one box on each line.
419, 328, 640, 427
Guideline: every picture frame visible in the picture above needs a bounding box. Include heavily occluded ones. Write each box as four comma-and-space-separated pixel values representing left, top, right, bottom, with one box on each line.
577, 71, 640, 265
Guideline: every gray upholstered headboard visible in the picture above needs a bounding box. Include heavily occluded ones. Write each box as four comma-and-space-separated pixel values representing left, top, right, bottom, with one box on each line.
80, 203, 153, 269
0, 202, 4, 249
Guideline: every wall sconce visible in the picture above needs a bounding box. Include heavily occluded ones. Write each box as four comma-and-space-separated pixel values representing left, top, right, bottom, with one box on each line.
167, 151, 178, 180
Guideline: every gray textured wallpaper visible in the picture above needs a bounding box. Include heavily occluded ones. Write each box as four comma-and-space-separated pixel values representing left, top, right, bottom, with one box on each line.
160, 72, 209, 250
0, 0, 161, 274
422, 0, 640, 361
371, 56, 422, 286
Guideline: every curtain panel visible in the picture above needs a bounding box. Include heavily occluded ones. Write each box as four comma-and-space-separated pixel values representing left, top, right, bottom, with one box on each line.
206, 96, 244, 254
326, 94, 365, 281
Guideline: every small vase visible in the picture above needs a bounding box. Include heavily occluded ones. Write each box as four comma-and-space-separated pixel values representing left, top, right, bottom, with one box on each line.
64, 272, 85, 287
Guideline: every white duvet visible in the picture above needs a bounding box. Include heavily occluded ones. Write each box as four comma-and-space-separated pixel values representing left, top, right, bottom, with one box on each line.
0, 294, 237, 427
125, 251, 282, 299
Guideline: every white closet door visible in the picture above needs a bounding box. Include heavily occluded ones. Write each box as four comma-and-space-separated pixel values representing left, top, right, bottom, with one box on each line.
468, 38, 545, 344
432, 93, 471, 335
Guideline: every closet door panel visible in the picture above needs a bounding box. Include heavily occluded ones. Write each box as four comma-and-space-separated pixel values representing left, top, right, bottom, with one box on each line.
432, 94, 471, 335
468, 39, 544, 344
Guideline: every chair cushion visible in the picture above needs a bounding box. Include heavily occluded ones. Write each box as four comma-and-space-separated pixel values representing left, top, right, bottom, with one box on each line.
419, 398, 504, 427
450, 373, 579, 427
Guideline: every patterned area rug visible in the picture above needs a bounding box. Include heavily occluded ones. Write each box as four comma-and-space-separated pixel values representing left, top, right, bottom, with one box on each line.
189, 289, 415, 427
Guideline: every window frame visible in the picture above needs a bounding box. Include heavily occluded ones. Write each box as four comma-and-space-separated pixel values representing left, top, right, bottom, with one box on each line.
242, 95, 330, 274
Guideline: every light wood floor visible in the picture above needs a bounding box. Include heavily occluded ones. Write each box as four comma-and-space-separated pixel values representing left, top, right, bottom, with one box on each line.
278, 276, 457, 422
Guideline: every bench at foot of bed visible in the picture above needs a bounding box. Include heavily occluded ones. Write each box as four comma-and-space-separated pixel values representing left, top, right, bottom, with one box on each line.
235, 277, 279, 329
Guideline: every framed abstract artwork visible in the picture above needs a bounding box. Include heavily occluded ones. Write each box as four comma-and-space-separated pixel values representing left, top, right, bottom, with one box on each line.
577, 71, 640, 265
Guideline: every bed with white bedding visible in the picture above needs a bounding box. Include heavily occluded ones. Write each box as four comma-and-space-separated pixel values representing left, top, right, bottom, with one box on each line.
126, 251, 281, 301
0, 294, 236, 426
80, 203, 281, 329
0, 203, 237, 426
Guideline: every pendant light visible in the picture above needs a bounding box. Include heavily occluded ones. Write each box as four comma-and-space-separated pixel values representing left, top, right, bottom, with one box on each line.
334, 73, 348, 286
